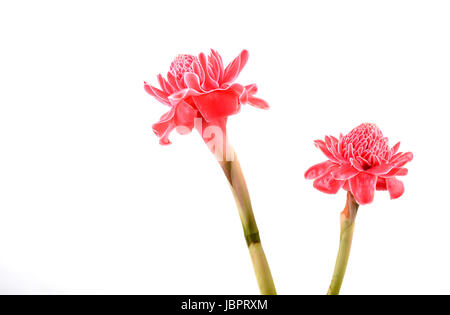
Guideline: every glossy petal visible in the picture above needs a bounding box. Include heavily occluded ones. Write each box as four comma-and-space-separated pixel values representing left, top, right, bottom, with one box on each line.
305, 161, 335, 180
144, 82, 170, 106
174, 101, 196, 135
248, 96, 270, 109
184, 72, 205, 92
313, 173, 344, 194
192, 89, 240, 122
314, 140, 338, 162
168, 88, 202, 106
386, 178, 405, 199
366, 163, 395, 176
245, 84, 258, 95
199, 52, 219, 90
223, 50, 249, 84
331, 164, 360, 180
392, 152, 414, 168
391, 142, 401, 155
349, 172, 377, 205
383, 167, 408, 178
152, 107, 176, 145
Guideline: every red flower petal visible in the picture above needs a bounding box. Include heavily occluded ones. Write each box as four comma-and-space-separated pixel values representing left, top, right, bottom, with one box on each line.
152, 107, 176, 145
386, 178, 405, 200
157, 74, 174, 94
245, 84, 258, 95
222, 50, 249, 84
228, 84, 248, 104
144, 82, 170, 106
314, 140, 338, 162
331, 164, 360, 180
349, 172, 377, 205
174, 101, 196, 135
184, 72, 205, 92
391, 142, 401, 155
168, 88, 202, 106
248, 96, 270, 109
366, 163, 394, 175
305, 161, 335, 180
199, 52, 219, 90
349, 158, 365, 172
313, 173, 344, 194
167, 72, 183, 91
392, 152, 414, 168
383, 167, 409, 178
192, 89, 240, 122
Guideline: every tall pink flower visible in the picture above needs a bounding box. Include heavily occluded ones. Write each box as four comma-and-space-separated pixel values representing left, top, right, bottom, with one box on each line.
144, 49, 269, 145
305, 123, 413, 295
144, 50, 276, 295
305, 123, 413, 205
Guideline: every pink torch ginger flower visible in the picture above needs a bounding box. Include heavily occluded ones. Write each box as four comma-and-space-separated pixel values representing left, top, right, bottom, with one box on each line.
144, 50, 269, 145
305, 123, 413, 205
144, 50, 276, 294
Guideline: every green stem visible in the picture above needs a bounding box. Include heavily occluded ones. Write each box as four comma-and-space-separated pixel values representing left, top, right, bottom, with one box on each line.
327, 192, 359, 295
218, 148, 277, 295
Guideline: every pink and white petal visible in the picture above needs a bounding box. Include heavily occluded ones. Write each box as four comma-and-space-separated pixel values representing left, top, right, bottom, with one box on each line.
199, 52, 219, 90
349, 158, 365, 172
331, 164, 360, 180
245, 84, 258, 95
356, 156, 370, 169
247, 96, 269, 109
166, 72, 183, 91
391, 142, 401, 155
349, 172, 377, 205
305, 160, 336, 180
157, 74, 174, 94
222, 50, 249, 84
144, 82, 171, 106
392, 152, 414, 168
228, 83, 245, 96
174, 101, 197, 135
152, 107, 176, 145
326, 136, 345, 162
366, 163, 395, 176
386, 178, 405, 200
209, 50, 222, 82
314, 140, 339, 162
192, 89, 241, 122
211, 50, 224, 81
228, 84, 248, 104
313, 173, 344, 194
184, 72, 205, 92
168, 88, 202, 106
383, 167, 409, 178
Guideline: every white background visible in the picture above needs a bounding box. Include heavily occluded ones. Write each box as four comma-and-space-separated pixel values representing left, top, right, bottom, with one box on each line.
0, 0, 449, 295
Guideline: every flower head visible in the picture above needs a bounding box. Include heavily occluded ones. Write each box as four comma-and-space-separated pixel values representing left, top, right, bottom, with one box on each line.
144, 49, 269, 145
305, 123, 413, 205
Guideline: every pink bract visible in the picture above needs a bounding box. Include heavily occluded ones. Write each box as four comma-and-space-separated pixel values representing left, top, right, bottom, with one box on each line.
305, 123, 413, 205
144, 50, 269, 145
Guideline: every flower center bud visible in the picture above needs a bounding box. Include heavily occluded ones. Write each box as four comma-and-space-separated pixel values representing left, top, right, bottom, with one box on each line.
170, 54, 199, 81
342, 123, 390, 166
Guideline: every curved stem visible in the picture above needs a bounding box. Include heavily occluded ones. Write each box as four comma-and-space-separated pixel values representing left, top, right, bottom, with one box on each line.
218, 147, 277, 295
327, 192, 359, 295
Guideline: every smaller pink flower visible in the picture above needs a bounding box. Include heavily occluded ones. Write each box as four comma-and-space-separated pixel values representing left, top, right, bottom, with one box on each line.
144, 50, 268, 145
305, 123, 413, 205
